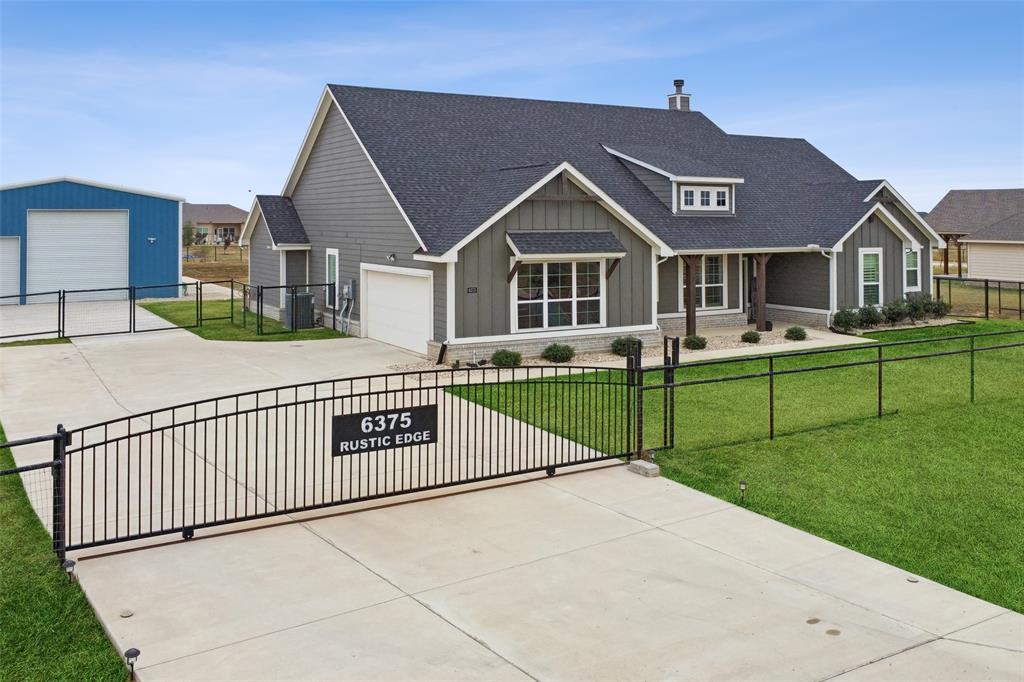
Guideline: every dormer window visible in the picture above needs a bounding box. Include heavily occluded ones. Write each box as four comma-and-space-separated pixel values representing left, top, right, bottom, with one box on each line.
678, 185, 731, 212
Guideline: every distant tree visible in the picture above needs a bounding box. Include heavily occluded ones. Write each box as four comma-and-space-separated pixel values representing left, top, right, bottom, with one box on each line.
182, 221, 196, 248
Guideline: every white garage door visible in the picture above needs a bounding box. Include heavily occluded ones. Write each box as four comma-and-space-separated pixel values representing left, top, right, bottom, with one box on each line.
27, 210, 129, 295
364, 268, 431, 354
0, 237, 20, 304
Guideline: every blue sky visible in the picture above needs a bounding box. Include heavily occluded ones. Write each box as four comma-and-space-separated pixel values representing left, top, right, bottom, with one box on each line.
2, 1, 1022, 211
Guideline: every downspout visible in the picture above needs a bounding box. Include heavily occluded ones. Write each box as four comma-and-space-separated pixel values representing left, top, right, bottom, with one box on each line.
820, 248, 837, 325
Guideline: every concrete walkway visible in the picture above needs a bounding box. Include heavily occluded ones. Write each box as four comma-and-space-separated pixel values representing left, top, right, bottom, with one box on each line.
0, 333, 1020, 681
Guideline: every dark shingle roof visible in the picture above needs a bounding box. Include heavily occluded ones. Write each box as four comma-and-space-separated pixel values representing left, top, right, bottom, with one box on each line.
327, 85, 900, 252
961, 211, 1024, 243
926, 189, 1024, 236
256, 195, 309, 245
183, 203, 248, 225
507, 230, 626, 256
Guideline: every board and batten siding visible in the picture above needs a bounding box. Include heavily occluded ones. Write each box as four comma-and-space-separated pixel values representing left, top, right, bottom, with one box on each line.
836, 217, 905, 310
288, 103, 446, 341
621, 160, 672, 209
765, 252, 830, 310
966, 243, 1024, 280
657, 254, 741, 313
455, 172, 653, 338
248, 217, 280, 291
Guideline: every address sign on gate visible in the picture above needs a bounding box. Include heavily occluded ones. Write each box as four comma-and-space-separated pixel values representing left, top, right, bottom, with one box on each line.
332, 405, 438, 456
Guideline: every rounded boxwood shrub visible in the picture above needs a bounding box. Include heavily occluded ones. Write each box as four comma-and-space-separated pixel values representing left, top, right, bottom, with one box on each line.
858, 305, 883, 328
542, 342, 575, 363
930, 298, 952, 318
611, 335, 640, 357
905, 292, 931, 321
881, 299, 910, 325
784, 326, 807, 341
832, 308, 860, 332
740, 330, 761, 344
490, 349, 522, 368
683, 334, 707, 350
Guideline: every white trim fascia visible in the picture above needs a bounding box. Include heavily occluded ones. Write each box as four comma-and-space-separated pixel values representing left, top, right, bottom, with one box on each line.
650, 249, 658, 326
412, 252, 449, 263
238, 197, 262, 246
358, 263, 434, 351
601, 146, 745, 184
858, 247, 883, 308
280, 87, 334, 198
446, 261, 456, 341
1, 176, 185, 202
674, 176, 745, 184
864, 180, 945, 247
451, 323, 658, 345
764, 303, 831, 315
271, 244, 312, 251
832, 204, 919, 253
278, 251, 287, 308
827, 251, 838, 315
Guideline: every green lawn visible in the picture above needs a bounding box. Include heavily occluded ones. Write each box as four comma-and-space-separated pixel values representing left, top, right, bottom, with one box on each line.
0, 337, 72, 349
935, 278, 1022, 319
0, 423, 125, 681
140, 299, 345, 342
451, 320, 1024, 612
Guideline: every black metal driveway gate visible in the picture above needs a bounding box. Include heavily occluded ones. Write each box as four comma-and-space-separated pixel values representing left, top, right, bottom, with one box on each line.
51, 366, 637, 556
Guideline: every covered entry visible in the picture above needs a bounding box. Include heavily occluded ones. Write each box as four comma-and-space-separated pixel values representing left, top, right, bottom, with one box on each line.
361, 265, 432, 354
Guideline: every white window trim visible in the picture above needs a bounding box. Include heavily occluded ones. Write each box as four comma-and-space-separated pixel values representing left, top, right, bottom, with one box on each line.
325, 247, 339, 309
677, 254, 729, 311
510, 259, 606, 333
678, 185, 731, 212
858, 247, 883, 308
903, 247, 921, 292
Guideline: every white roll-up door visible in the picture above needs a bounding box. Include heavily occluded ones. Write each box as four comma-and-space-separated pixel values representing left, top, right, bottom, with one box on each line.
364, 268, 431, 354
0, 237, 20, 304
27, 210, 129, 295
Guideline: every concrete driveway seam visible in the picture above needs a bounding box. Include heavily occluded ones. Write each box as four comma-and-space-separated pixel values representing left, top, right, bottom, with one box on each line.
815, 635, 942, 682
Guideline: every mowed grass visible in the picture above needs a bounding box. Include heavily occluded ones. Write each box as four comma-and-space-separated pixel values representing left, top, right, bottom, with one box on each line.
0, 337, 71, 349
935, 278, 1022, 319
141, 299, 345, 342
451, 320, 1024, 611
0, 423, 125, 681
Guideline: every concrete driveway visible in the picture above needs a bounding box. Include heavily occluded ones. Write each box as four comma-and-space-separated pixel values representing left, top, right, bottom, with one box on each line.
1, 332, 1021, 681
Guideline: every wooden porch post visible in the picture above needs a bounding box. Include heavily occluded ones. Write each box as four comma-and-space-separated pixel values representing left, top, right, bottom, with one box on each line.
680, 255, 701, 337
753, 253, 772, 332
943, 240, 950, 275
957, 240, 963, 278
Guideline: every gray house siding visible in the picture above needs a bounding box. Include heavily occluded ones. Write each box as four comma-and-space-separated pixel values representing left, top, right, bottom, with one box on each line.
656, 254, 741, 314
285, 250, 307, 285
836, 217, 905, 310
454, 172, 652, 338
249, 217, 279, 291
765, 252, 829, 310
621, 160, 672, 209
288, 104, 446, 341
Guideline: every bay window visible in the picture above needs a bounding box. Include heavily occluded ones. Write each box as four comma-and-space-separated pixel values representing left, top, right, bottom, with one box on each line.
681, 255, 727, 310
515, 261, 603, 331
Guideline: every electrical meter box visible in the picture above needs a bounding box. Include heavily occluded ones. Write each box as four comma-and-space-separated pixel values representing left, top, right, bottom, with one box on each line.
340, 278, 356, 300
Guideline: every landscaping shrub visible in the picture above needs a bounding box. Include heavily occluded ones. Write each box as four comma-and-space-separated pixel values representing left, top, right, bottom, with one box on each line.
832, 308, 860, 332
611, 335, 640, 357
490, 349, 522, 367
541, 343, 575, 363
881, 299, 910, 324
930, 298, 952, 318
905, 292, 931, 321
784, 326, 807, 341
858, 305, 883, 328
683, 334, 707, 350
740, 330, 761, 344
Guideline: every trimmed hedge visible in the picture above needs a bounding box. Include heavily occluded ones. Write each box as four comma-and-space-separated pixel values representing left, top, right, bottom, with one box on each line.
833, 308, 859, 332
784, 326, 807, 341
490, 349, 522, 367
683, 334, 707, 350
542, 343, 575, 363
740, 330, 761, 344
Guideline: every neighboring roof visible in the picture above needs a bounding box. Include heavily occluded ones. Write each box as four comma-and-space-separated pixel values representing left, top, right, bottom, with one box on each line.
960, 211, 1024, 243
602, 142, 739, 181
926, 189, 1024, 236
507, 230, 626, 257
0, 176, 184, 202
255, 195, 309, 245
183, 203, 248, 225
323, 84, 918, 254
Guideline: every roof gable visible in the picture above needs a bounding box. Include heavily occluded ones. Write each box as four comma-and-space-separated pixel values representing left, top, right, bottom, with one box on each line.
927, 189, 1024, 236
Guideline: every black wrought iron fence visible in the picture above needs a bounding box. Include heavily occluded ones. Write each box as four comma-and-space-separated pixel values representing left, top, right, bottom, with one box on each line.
256, 283, 337, 335
934, 275, 1023, 320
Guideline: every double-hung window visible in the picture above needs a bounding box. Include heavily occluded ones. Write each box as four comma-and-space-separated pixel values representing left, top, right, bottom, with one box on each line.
859, 248, 882, 307
681, 255, 726, 309
515, 261, 602, 331
904, 249, 920, 291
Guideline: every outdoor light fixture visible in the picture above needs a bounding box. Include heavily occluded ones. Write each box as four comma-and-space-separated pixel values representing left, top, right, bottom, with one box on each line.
739, 480, 747, 503
61, 559, 76, 582
386, 253, 396, 263
124, 648, 140, 680
147, 236, 157, 244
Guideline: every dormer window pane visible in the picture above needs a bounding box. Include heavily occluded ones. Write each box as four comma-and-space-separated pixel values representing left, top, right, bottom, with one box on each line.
683, 190, 694, 206
716, 190, 727, 207
700, 190, 711, 206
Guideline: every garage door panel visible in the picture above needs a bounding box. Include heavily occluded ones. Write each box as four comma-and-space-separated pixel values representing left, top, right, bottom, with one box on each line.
365, 270, 430, 354
27, 210, 129, 296
1, 238, 19, 304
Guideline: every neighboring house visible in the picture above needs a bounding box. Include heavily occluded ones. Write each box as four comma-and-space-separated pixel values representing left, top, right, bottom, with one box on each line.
183, 203, 249, 244
959, 212, 1024, 281
925, 189, 1024, 277
239, 82, 944, 359
1, 177, 183, 304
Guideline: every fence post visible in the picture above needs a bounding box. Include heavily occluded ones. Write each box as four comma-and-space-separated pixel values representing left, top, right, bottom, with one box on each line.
230, 279, 235, 324
984, 280, 990, 319
634, 340, 645, 460
997, 281, 1002, 316
290, 287, 297, 331
768, 355, 775, 439
625, 355, 634, 459
52, 424, 67, 565
969, 335, 975, 404
331, 283, 337, 331
58, 290, 65, 338
876, 345, 883, 418
197, 280, 204, 326
129, 286, 136, 333
257, 286, 263, 335
669, 337, 680, 449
